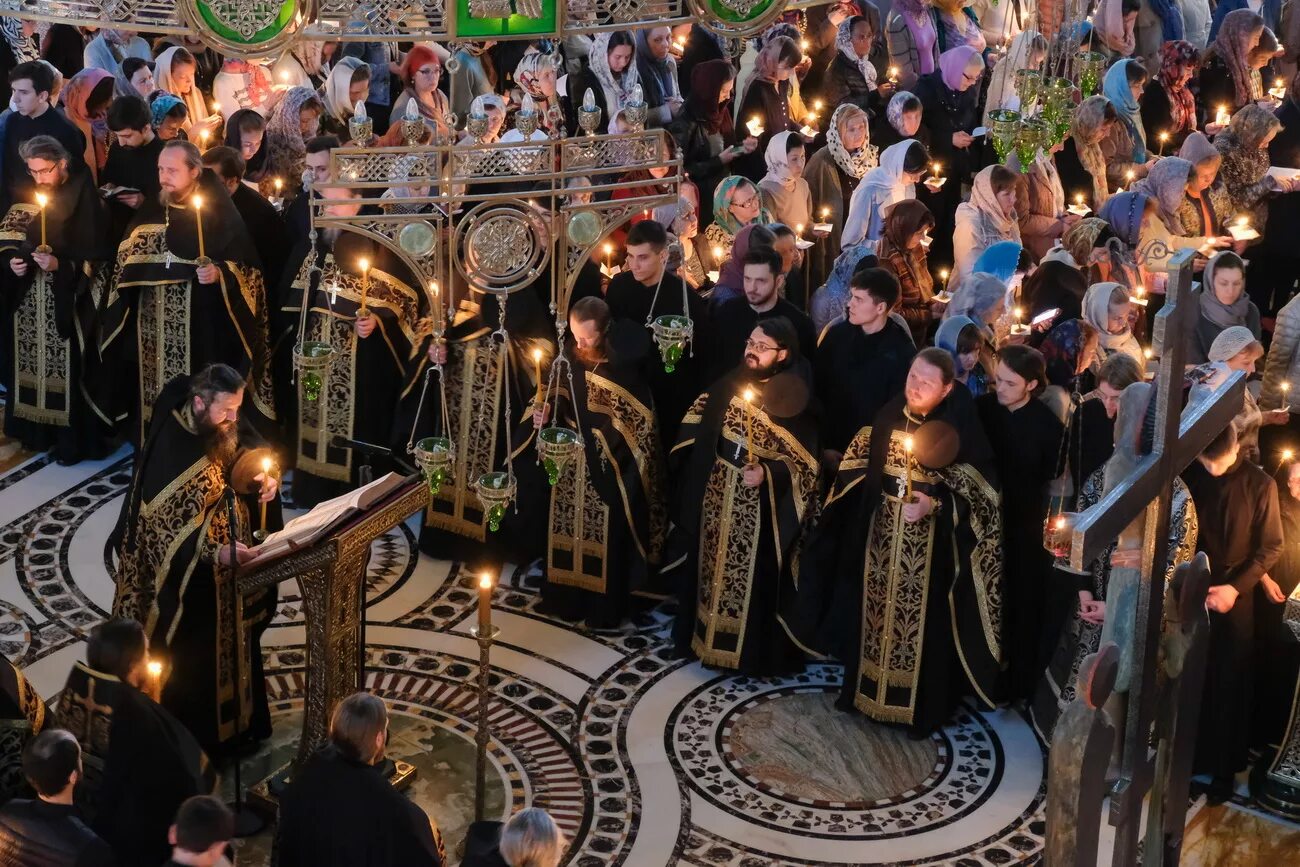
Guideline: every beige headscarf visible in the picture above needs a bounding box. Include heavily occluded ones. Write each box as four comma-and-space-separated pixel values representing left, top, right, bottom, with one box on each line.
1071, 95, 1111, 207
154, 46, 210, 131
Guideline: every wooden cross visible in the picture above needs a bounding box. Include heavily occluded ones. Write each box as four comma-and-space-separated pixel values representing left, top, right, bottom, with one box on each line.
1051, 248, 1246, 865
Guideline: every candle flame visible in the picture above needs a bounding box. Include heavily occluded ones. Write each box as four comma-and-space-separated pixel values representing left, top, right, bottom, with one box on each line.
274, 177, 283, 191
1054, 515, 1067, 530
743, 387, 755, 403
147, 660, 162, 678
821, 206, 831, 219
1284, 382, 1292, 393
34, 192, 46, 208
1013, 307, 1023, 321
813, 99, 824, 112
938, 268, 949, 280
210, 100, 221, 113
795, 223, 804, 235
431, 280, 439, 297
1159, 131, 1169, 141
1125, 169, 1136, 182
1285, 449, 1296, 462
904, 435, 914, 453
1075, 193, 1084, 204
800, 38, 810, 51
1135, 285, 1146, 296
1143, 347, 1153, 359
533, 347, 543, 362
359, 257, 370, 273
1238, 215, 1249, 227
191, 195, 203, 210
603, 242, 613, 255
261, 456, 272, 473
479, 572, 493, 590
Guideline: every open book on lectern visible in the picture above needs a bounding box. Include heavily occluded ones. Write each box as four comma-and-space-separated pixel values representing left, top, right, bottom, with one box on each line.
244, 472, 416, 566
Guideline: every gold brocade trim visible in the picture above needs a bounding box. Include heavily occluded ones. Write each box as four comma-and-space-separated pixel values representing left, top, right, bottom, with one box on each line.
297, 314, 357, 482
941, 462, 1004, 669
587, 372, 667, 562
12, 268, 70, 427
693, 461, 761, 668
138, 281, 192, 433
0, 203, 37, 247
718, 396, 819, 527
853, 430, 939, 725
547, 447, 611, 593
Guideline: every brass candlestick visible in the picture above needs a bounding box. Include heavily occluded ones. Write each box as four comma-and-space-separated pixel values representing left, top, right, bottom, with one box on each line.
473, 572, 499, 822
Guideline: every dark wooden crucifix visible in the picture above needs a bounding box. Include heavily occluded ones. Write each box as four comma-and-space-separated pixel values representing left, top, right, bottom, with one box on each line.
1044, 248, 1246, 865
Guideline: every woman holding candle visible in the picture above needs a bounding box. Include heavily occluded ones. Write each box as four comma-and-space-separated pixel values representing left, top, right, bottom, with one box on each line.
1056, 96, 1118, 213
633, 26, 681, 127
652, 195, 710, 292
1100, 59, 1155, 185
1174, 132, 1233, 237
317, 57, 371, 140
876, 198, 939, 344
757, 131, 813, 230
264, 86, 323, 199
913, 46, 984, 263
566, 32, 639, 137
1216, 105, 1294, 226
1139, 41, 1201, 154
390, 44, 452, 142
669, 61, 757, 231
702, 176, 766, 273
842, 138, 930, 248
153, 46, 218, 139
804, 104, 876, 290
734, 34, 803, 181
823, 14, 887, 114
1200, 10, 1268, 127
1008, 123, 1080, 262
885, 0, 941, 90
1130, 156, 1229, 266
952, 165, 1021, 280
1082, 281, 1145, 367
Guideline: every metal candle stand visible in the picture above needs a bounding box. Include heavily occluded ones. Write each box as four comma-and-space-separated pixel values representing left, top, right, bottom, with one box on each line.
471, 622, 501, 822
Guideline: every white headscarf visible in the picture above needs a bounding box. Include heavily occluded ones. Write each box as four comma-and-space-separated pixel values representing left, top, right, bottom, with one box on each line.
762, 131, 799, 191
835, 17, 878, 90
588, 32, 640, 118
985, 29, 1042, 118
154, 46, 210, 130
323, 56, 368, 123
842, 139, 918, 247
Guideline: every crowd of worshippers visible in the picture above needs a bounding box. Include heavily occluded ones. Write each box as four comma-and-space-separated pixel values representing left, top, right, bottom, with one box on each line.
2, 0, 1300, 845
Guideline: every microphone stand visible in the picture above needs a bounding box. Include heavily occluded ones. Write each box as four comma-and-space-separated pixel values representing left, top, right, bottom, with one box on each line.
224, 480, 266, 837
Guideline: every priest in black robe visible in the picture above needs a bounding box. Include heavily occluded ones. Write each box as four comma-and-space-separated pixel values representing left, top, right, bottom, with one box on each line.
815, 267, 916, 456
278, 214, 425, 507
99, 139, 276, 445
0, 134, 113, 463
1183, 423, 1284, 802
1, 61, 85, 209
534, 298, 667, 627
102, 94, 164, 243
203, 144, 289, 293
605, 219, 713, 444
711, 247, 818, 382
109, 364, 279, 754
976, 345, 1064, 701
790, 348, 1003, 734
56, 618, 216, 866
0, 657, 46, 803
665, 317, 820, 674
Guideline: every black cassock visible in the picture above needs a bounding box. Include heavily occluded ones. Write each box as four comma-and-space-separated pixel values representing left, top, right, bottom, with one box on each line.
1183, 458, 1283, 782
815, 318, 916, 454
110, 375, 278, 753
789, 390, 1004, 733
0, 166, 113, 459
710, 296, 819, 383
99, 134, 164, 242
232, 182, 289, 291
976, 393, 1064, 700
0, 657, 46, 802
1256, 468, 1300, 747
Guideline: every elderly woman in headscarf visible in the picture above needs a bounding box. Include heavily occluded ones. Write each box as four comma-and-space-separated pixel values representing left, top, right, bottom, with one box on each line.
702, 175, 766, 271
1201, 10, 1268, 122
154, 46, 217, 139
824, 13, 883, 113
1101, 58, 1154, 185
871, 89, 927, 151
935, 312, 992, 395
757, 131, 813, 229
1189, 250, 1262, 364
1029, 378, 1199, 742
61, 68, 114, 182
842, 138, 929, 249
1095, 0, 1138, 57
669, 60, 753, 229
805, 104, 876, 289
1175, 132, 1234, 237
985, 30, 1047, 120
1009, 113, 1078, 262
317, 57, 371, 140
1083, 281, 1144, 367
448, 42, 497, 123
265, 86, 324, 198
1130, 156, 1225, 270
1217, 104, 1293, 228
634, 26, 681, 127
1140, 41, 1200, 153
1196, 325, 1284, 463
953, 165, 1022, 279
567, 32, 639, 138
734, 33, 804, 182
1056, 95, 1115, 212
876, 198, 938, 344
653, 195, 709, 292
513, 51, 563, 137
391, 44, 452, 142
885, 0, 940, 91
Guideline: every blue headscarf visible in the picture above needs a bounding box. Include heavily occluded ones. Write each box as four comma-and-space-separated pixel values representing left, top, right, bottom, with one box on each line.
935, 314, 979, 357
150, 93, 185, 130
1102, 59, 1148, 162
1148, 0, 1185, 41
972, 241, 1022, 284
1098, 190, 1151, 248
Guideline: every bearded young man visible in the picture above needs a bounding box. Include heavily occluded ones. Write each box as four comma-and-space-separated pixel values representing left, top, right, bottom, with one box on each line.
110, 364, 279, 753
100, 139, 275, 443
664, 317, 820, 674
0, 135, 113, 463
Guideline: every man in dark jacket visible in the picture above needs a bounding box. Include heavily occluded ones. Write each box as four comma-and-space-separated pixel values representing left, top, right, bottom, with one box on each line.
0, 729, 115, 866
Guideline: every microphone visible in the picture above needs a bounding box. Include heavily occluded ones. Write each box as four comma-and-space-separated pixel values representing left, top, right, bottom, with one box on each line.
330, 436, 417, 475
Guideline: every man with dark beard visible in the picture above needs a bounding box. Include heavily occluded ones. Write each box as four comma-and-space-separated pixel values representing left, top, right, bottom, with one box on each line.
99, 139, 276, 444
0, 135, 112, 463
110, 363, 280, 754
533, 297, 667, 627
664, 317, 820, 674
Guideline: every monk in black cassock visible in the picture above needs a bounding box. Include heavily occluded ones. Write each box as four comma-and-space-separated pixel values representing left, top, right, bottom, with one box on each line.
815, 267, 916, 456
976, 345, 1063, 701
277, 192, 425, 508
0, 657, 46, 803
101, 95, 164, 243
533, 298, 667, 627
665, 317, 820, 674
790, 348, 1003, 734
1183, 423, 1284, 803
0, 135, 113, 463
110, 364, 280, 754
1, 62, 85, 210
204, 144, 290, 292
606, 219, 713, 444
405, 277, 553, 570
56, 618, 216, 866
99, 139, 276, 444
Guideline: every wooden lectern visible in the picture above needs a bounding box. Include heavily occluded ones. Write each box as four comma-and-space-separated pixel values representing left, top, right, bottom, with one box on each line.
235, 478, 430, 809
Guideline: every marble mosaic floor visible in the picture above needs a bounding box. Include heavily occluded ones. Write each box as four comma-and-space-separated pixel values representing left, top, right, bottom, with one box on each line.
0, 444, 1293, 865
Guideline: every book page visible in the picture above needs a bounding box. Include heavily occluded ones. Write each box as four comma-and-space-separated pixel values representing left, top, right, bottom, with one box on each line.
247, 472, 406, 562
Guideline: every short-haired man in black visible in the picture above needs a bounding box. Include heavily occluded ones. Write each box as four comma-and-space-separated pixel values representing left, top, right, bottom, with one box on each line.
202, 144, 289, 288
711, 245, 817, 381
2, 60, 86, 207
283, 133, 341, 238
0, 729, 115, 865
101, 94, 164, 239
814, 266, 916, 459
164, 796, 233, 867
605, 218, 713, 443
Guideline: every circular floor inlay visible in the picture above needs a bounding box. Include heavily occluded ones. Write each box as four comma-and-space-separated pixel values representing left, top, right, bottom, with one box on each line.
726, 691, 939, 803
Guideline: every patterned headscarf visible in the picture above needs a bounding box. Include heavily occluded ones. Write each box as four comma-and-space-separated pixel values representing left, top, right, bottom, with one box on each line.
835, 16, 878, 90
886, 90, 917, 134
266, 85, 323, 189
1214, 9, 1266, 107
1063, 216, 1107, 268
149, 92, 185, 129
763, 131, 800, 191
0, 17, 37, 64
514, 51, 558, 100
1157, 41, 1199, 134
1040, 319, 1096, 388
826, 103, 877, 179
1071, 96, 1111, 207
1130, 156, 1191, 233
589, 32, 641, 112
711, 175, 762, 235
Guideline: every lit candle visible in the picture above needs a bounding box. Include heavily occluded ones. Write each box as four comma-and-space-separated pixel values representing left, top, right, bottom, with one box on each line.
33, 192, 46, 248
259, 456, 272, 535
478, 572, 493, 632
603, 242, 613, 270
533, 347, 544, 403
1143, 346, 1153, 359
795, 222, 804, 239
1157, 130, 1169, 155
198, 127, 209, 146
712, 245, 725, 265
1284, 448, 1296, 463
358, 257, 370, 311
813, 99, 824, 113
888, 66, 900, 83
274, 177, 283, 197
1131, 284, 1148, 306
800, 38, 810, 52
820, 206, 831, 221
210, 99, 221, 114
279, 69, 290, 83
743, 387, 755, 463
903, 435, 914, 503
1125, 169, 1136, 185
1215, 104, 1230, 127
192, 194, 205, 259
747, 116, 764, 137
146, 659, 162, 698
1283, 381, 1292, 410
939, 268, 950, 292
